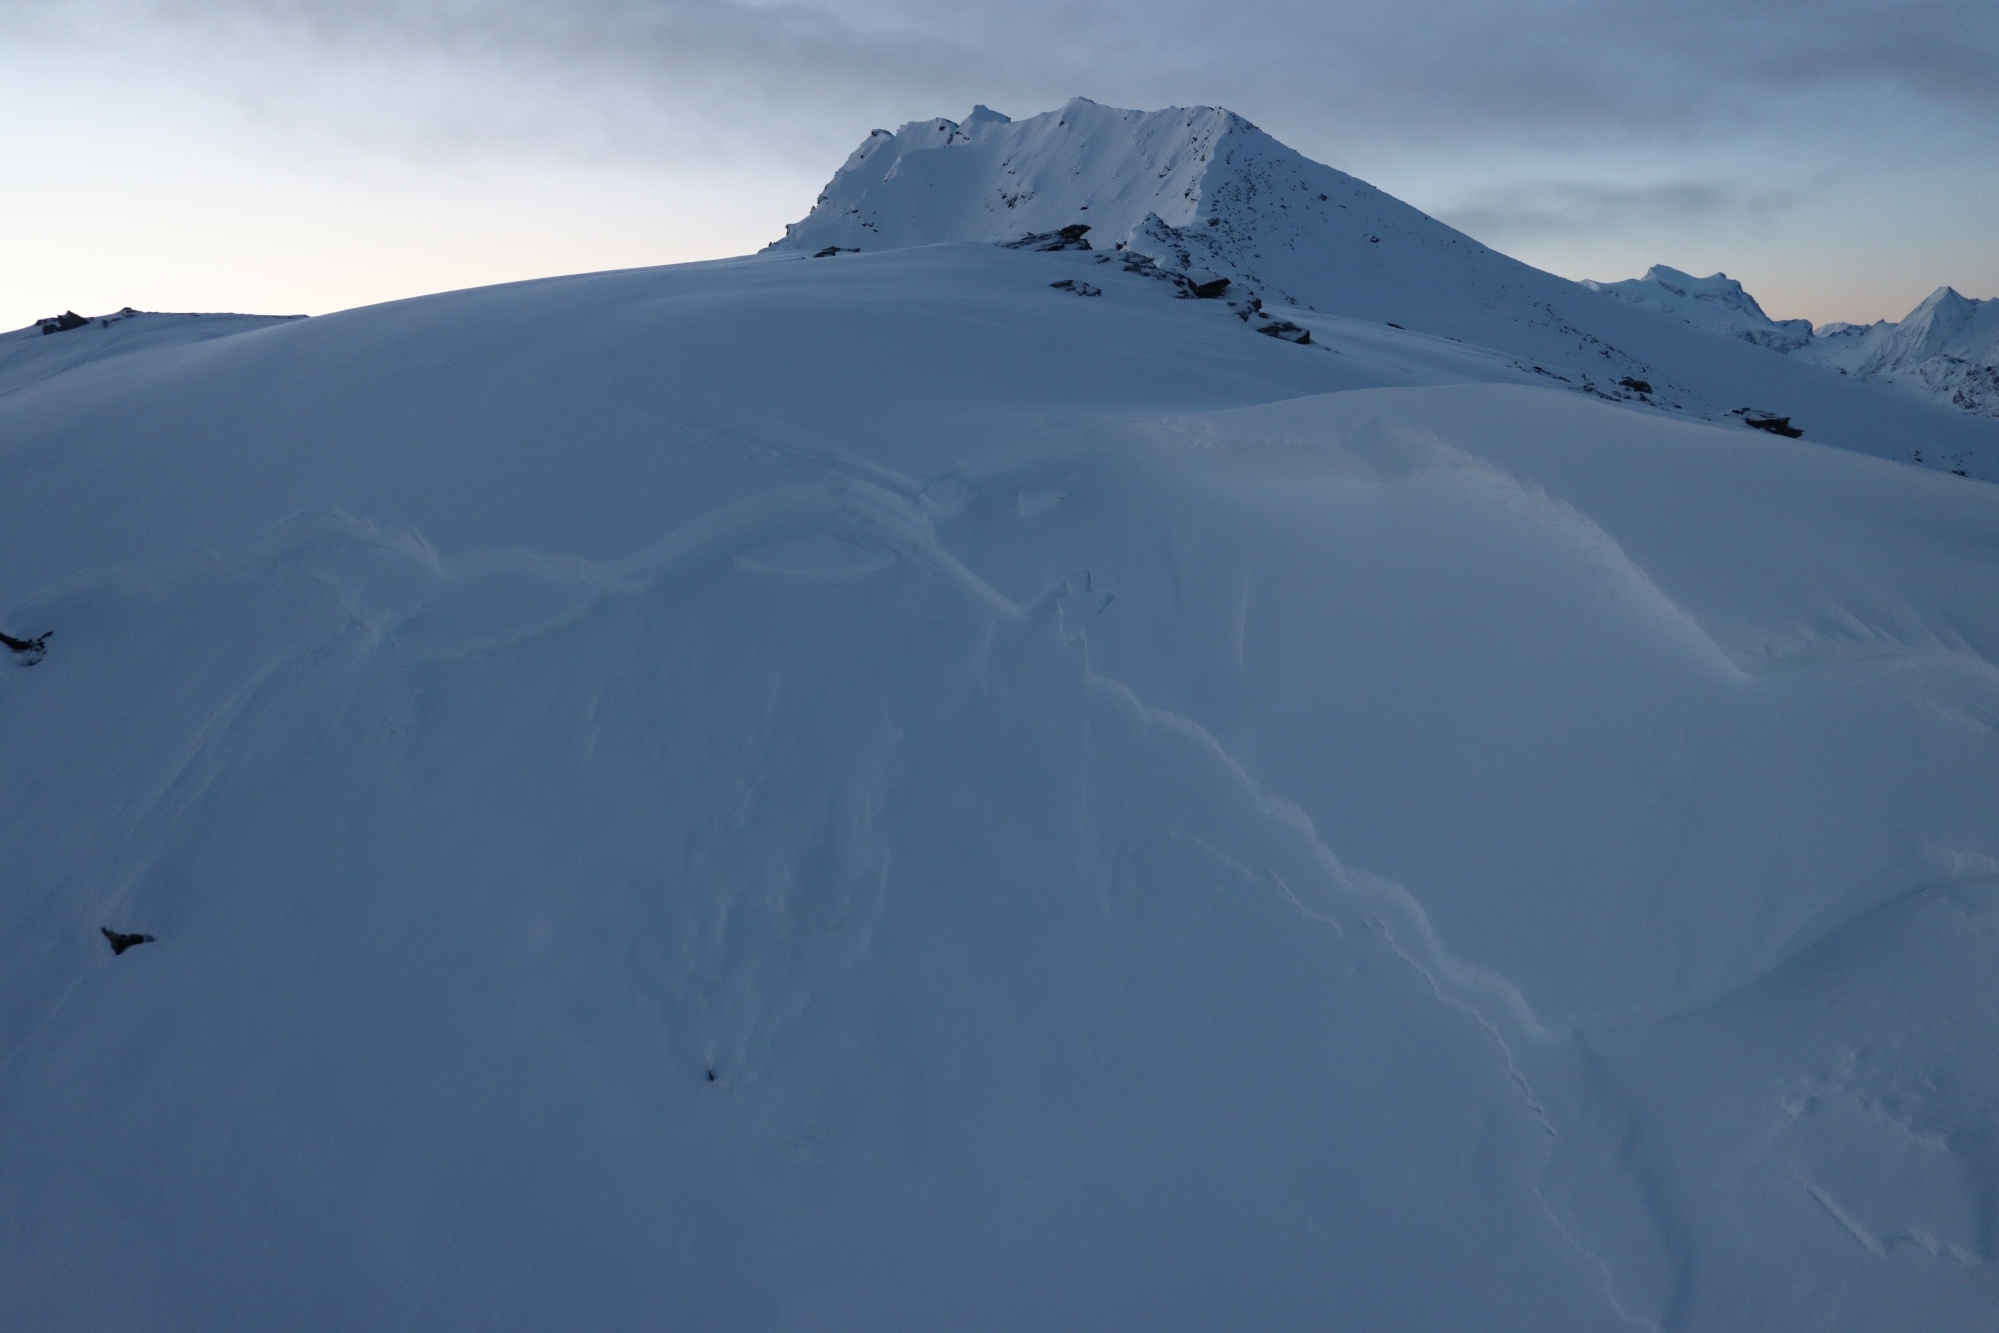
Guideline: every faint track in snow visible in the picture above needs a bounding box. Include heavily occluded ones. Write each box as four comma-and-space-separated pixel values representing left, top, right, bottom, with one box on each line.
1074, 664, 1682, 1330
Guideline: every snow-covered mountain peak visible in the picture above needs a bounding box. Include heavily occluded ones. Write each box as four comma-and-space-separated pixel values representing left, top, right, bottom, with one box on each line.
764, 98, 1510, 317
1582, 264, 1814, 352
769, 98, 1263, 255
1586, 262, 1999, 420
1800, 283, 1999, 417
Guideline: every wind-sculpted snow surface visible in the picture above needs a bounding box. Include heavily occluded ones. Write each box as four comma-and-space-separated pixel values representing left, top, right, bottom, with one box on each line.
4, 127, 1999, 1332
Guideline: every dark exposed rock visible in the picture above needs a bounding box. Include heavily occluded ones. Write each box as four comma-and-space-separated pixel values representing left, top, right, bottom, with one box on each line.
1618, 377, 1653, 394
1, 630, 49, 664
1257, 320, 1312, 345
1186, 272, 1230, 299
1049, 279, 1102, 297
1733, 409, 1803, 438
812, 246, 859, 258
101, 927, 155, 956
1003, 224, 1093, 252
38, 311, 89, 335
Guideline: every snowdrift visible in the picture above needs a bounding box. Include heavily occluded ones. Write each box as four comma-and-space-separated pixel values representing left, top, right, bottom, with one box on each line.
4, 106, 1999, 1333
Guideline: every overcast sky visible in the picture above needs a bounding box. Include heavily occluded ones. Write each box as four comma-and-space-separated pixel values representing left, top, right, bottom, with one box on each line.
5, 0, 1995, 331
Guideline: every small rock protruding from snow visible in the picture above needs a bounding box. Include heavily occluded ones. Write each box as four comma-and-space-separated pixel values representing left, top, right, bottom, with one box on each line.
1256, 319, 1312, 345
1, 629, 49, 663
100, 927, 155, 956
1184, 270, 1231, 299
1004, 224, 1094, 252
1732, 408, 1804, 437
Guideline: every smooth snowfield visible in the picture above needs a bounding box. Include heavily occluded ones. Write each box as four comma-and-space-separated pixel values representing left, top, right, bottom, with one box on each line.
4, 242, 1998, 1331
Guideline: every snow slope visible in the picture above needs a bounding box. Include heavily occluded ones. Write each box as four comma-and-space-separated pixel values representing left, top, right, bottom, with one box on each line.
0, 307, 305, 400
4, 106, 1999, 1333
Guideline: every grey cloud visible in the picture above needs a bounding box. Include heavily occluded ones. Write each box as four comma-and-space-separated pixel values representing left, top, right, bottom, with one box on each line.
1436, 178, 1809, 248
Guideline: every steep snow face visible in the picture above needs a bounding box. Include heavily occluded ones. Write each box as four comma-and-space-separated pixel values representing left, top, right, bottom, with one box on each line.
1798, 287, 1999, 419
1582, 265, 1814, 352
768, 99, 1241, 253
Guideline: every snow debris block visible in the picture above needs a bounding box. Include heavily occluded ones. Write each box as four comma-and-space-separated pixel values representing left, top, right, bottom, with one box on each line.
100, 928, 155, 956
37, 312, 89, 335
1048, 279, 1102, 297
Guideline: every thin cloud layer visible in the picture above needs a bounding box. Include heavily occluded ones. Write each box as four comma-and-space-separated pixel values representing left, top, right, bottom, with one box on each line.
22, 0, 1999, 163
1439, 179, 1810, 245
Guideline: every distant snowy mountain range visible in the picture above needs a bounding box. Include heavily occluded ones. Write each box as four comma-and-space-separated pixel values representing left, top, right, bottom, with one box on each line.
6, 99, 1999, 1333
769, 98, 1999, 460
1586, 265, 1999, 419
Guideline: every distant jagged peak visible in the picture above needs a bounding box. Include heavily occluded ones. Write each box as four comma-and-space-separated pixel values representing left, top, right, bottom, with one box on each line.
1902, 285, 1989, 339
1795, 284, 1999, 417
1581, 265, 1814, 352
763, 98, 1508, 317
